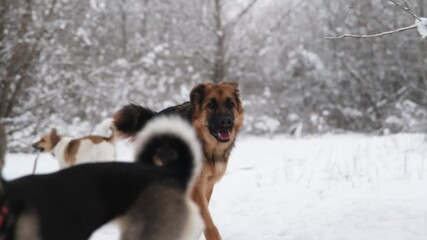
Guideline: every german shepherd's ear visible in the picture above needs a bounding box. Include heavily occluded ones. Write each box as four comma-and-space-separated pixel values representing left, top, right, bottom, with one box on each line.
190, 84, 205, 106
228, 82, 243, 113
230, 82, 240, 99
229, 82, 238, 89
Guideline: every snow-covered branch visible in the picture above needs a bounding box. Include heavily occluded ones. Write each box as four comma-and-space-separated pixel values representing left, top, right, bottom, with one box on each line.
326, 0, 426, 39
416, 18, 427, 38
388, 0, 421, 21
326, 24, 416, 39
226, 0, 260, 28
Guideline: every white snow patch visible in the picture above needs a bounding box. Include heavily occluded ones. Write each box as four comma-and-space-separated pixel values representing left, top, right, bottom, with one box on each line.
76, 27, 93, 46
263, 87, 271, 97
3, 134, 427, 240
113, 58, 129, 68
153, 44, 165, 53
141, 52, 155, 66
90, 0, 100, 11
254, 116, 280, 133
415, 18, 427, 38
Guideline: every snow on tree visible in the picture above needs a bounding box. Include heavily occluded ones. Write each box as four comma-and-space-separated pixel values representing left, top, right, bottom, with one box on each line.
327, 0, 427, 39
416, 18, 427, 38
1, 0, 427, 151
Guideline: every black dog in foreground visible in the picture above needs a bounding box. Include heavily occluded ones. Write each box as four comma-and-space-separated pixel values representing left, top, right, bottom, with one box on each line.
0, 116, 203, 240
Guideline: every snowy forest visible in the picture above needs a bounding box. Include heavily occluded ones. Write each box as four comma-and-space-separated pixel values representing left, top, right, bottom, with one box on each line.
1, 1, 427, 239
1, 0, 427, 153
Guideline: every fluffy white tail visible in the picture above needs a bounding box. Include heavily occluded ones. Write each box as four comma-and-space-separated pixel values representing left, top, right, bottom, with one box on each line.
135, 116, 202, 192
92, 118, 116, 142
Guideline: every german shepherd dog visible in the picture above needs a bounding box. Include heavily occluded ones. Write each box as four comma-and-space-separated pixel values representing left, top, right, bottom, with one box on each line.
113, 82, 244, 240
0, 116, 204, 240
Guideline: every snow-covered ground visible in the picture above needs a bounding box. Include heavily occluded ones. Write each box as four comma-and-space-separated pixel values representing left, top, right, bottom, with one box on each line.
3, 134, 427, 240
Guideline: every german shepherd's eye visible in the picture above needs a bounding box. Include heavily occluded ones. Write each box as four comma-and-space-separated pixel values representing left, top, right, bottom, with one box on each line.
226, 100, 235, 110
207, 100, 218, 110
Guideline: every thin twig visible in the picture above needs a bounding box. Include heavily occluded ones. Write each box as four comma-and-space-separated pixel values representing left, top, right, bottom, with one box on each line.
226, 0, 260, 29
227, 0, 306, 65
326, 24, 416, 39
388, 0, 421, 21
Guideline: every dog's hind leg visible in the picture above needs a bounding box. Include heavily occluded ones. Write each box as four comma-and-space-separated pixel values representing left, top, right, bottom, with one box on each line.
13, 213, 40, 240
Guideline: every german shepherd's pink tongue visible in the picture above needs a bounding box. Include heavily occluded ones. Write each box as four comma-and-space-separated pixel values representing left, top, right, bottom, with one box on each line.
217, 130, 231, 141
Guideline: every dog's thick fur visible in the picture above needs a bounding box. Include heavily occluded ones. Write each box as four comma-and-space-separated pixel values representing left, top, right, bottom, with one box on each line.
32, 126, 116, 169
113, 82, 244, 240
0, 116, 203, 240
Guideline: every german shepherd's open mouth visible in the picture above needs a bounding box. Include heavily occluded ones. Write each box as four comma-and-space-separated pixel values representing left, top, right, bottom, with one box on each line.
209, 127, 232, 142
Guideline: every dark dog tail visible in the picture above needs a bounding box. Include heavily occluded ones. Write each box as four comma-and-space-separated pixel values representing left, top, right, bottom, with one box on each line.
134, 116, 202, 190
113, 104, 157, 139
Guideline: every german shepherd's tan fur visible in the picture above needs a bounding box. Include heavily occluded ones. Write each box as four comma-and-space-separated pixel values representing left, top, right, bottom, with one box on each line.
189, 82, 243, 240
113, 82, 244, 240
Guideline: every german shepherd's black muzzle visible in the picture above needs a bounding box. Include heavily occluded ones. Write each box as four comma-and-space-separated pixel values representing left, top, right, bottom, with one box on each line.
209, 112, 234, 143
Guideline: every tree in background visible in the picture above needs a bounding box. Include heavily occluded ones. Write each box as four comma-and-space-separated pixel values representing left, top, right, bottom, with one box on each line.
0, 0, 63, 152
1, 0, 426, 152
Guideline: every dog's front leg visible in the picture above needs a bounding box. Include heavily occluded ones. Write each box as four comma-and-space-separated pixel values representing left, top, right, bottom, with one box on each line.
192, 182, 222, 240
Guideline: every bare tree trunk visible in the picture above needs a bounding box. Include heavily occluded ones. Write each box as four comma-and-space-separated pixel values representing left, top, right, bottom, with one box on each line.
0, 0, 6, 50
417, 0, 427, 87
1, 3, 9, 166
211, 0, 259, 83
0, 0, 33, 162
213, 0, 226, 83
0, 123, 6, 170
141, 0, 150, 42
120, 0, 128, 57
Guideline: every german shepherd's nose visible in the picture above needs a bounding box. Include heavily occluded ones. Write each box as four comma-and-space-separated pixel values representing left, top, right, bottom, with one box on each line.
216, 114, 234, 129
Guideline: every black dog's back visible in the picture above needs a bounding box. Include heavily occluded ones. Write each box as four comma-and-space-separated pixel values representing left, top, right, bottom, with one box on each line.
4, 163, 170, 240
1, 116, 202, 240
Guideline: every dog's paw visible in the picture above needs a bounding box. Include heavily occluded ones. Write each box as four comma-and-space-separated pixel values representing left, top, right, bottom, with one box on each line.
204, 227, 222, 240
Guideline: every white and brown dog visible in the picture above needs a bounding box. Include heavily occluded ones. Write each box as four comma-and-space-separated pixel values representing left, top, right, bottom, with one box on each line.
32, 123, 116, 169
